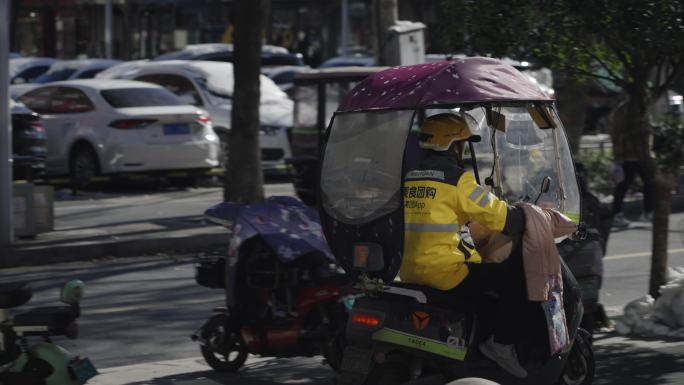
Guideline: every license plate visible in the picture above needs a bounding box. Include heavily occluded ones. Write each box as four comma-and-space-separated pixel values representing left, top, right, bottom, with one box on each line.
163, 123, 190, 135
68, 357, 98, 384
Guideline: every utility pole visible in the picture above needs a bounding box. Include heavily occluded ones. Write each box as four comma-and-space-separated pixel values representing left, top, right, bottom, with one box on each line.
1, 0, 14, 250
105, 0, 113, 58
375, 0, 398, 65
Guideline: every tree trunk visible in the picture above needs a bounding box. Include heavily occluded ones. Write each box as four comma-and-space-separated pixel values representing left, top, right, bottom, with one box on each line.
224, 0, 265, 203
552, 71, 588, 155
649, 172, 674, 298
621, 92, 671, 298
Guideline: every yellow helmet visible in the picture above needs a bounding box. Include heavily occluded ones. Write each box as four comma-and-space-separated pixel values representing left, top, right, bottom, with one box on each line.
418, 113, 480, 151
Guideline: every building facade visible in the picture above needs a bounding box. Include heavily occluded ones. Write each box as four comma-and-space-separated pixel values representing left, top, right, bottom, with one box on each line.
10, 0, 442, 65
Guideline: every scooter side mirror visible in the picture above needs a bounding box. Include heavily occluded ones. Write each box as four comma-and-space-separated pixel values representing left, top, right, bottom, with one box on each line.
541, 176, 551, 194
352, 243, 385, 272
61, 280, 85, 305
534, 176, 552, 204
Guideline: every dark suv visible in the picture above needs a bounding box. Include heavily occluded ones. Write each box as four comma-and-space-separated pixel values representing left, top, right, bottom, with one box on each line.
11, 100, 46, 180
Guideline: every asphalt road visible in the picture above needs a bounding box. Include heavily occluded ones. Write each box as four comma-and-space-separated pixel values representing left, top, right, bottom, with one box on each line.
3, 214, 683, 363
600, 213, 684, 311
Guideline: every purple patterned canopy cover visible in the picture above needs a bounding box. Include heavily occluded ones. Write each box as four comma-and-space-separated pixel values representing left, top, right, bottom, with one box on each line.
338, 57, 553, 112
204, 196, 334, 264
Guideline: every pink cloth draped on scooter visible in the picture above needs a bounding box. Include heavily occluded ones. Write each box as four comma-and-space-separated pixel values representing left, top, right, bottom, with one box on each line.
515, 203, 577, 301
516, 203, 576, 354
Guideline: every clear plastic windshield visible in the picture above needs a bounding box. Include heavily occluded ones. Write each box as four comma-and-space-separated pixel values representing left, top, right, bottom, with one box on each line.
465, 105, 581, 222
321, 110, 414, 224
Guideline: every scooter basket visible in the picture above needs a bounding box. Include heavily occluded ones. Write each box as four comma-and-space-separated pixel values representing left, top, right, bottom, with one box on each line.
194, 257, 226, 289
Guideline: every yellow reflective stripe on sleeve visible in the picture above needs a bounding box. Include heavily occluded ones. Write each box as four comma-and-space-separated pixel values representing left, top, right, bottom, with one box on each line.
405, 223, 460, 232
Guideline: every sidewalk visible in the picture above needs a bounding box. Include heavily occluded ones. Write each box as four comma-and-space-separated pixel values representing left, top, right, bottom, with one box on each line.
3, 183, 295, 268
87, 334, 684, 385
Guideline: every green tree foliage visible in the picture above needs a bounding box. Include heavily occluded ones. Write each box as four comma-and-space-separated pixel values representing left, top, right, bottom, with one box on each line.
653, 115, 684, 174
441, 0, 684, 97
439, 0, 684, 296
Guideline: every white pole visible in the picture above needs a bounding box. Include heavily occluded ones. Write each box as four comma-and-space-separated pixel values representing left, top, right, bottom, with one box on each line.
340, 0, 349, 57
0, 0, 14, 248
105, 0, 113, 58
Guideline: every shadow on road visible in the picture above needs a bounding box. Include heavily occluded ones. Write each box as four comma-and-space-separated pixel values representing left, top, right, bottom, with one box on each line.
53, 174, 292, 202
123, 358, 335, 385
594, 341, 684, 385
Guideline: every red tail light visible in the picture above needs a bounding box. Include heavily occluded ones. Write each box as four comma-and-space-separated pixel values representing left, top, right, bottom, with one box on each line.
30, 122, 44, 133
196, 115, 211, 124
109, 119, 157, 129
351, 313, 381, 327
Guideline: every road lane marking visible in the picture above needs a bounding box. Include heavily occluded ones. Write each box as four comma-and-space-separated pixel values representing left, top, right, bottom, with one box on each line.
604, 247, 684, 261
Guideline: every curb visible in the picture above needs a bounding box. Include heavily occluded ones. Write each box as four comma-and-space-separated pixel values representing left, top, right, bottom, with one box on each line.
5, 229, 229, 268
618, 192, 684, 216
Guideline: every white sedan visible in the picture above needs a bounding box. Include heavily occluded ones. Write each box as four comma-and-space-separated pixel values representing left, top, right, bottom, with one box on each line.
16, 79, 220, 182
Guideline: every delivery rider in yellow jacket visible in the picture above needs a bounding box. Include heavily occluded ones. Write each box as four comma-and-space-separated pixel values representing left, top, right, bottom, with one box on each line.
400, 113, 529, 378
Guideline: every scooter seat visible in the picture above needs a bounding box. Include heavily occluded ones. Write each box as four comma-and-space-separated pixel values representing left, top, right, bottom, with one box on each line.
0, 282, 33, 309
13, 306, 78, 328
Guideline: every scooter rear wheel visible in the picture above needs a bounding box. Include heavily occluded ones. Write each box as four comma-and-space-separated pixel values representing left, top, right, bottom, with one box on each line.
199, 314, 248, 372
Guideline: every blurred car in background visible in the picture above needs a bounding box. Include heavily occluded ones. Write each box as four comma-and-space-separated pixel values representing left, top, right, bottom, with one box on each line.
319, 54, 374, 68
10, 99, 46, 181
34, 59, 122, 82
9, 57, 59, 84
15, 79, 219, 183
152, 43, 306, 75
265, 65, 311, 97
100, 60, 294, 171
11, 59, 122, 99
95, 59, 150, 80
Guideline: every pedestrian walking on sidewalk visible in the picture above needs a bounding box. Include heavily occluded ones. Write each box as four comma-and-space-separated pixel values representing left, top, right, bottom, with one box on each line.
610, 100, 654, 227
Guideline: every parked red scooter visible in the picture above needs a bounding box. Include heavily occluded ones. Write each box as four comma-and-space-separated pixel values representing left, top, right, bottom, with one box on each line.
191, 197, 351, 372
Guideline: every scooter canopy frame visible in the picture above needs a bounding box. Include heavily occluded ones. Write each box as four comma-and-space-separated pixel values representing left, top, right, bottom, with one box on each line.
318, 57, 581, 282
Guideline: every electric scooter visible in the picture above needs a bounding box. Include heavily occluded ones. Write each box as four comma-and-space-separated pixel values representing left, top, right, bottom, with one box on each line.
0, 280, 97, 385
317, 57, 594, 385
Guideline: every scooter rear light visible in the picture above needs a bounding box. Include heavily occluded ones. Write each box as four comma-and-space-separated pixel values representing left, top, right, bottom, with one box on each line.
351, 313, 381, 327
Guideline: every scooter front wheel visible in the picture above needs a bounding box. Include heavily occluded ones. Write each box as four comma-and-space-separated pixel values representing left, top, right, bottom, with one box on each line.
364, 362, 410, 385
199, 314, 248, 372
559, 328, 594, 385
